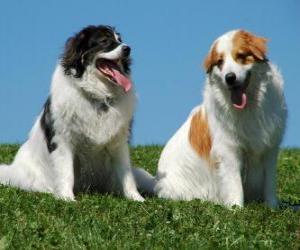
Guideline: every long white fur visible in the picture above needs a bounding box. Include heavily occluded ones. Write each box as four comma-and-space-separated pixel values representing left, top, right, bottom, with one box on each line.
0, 43, 144, 202
135, 30, 287, 207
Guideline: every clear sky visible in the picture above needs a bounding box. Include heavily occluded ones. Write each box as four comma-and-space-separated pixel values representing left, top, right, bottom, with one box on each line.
0, 0, 299, 146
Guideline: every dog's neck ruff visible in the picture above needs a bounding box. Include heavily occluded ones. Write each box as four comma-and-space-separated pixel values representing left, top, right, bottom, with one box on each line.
90, 96, 116, 112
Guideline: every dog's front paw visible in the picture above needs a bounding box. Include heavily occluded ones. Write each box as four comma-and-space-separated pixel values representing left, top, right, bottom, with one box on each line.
125, 192, 145, 202
223, 197, 244, 208
55, 190, 76, 202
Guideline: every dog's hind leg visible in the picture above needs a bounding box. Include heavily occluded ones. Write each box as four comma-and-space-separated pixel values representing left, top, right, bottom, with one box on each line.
0, 158, 53, 194
0, 163, 31, 189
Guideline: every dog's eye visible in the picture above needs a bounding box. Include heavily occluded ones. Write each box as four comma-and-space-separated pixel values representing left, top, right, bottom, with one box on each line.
217, 59, 224, 68
115, 32, 122, 43
116, 36, 122, 43
236, 52, 254, 64
236, 53, 246, 60
99, 39, 110, 45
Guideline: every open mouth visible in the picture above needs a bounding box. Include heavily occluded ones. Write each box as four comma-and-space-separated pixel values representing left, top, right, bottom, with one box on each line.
230, 86, 247, 110
229, 73, 251, 110
96, 58, 132, 92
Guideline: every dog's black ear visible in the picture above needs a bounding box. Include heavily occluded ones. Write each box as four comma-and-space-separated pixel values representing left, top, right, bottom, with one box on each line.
62, 27, 94, 78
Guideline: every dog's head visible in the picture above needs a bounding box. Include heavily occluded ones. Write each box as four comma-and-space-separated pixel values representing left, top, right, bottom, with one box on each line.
204, 30, 268, 110
62, 25, 132, 93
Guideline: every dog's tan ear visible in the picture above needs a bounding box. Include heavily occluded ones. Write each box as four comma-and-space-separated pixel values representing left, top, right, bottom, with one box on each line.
238, 30, 268, 61
203, 44, 217, 73
203, 52, 212, 73
250, 34, 268, 61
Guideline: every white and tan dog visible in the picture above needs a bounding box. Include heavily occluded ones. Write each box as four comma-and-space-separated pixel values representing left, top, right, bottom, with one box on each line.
0, 25, 144, 202
135, 30, 287, 208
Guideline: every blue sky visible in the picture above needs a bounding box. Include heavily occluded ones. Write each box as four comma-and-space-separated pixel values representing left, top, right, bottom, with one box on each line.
0, 0, 299, 146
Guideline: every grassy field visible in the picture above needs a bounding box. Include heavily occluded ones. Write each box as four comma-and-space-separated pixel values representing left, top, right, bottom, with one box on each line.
0, 145, 300, 249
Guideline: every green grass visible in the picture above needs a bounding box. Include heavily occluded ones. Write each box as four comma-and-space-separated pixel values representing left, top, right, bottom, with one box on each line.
0, 145, 300, 249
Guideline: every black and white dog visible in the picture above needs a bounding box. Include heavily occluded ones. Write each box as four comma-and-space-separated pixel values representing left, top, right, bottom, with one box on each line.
0, 25, 144, 201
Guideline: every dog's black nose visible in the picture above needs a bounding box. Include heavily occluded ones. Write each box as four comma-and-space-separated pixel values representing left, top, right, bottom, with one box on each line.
122, 45, 131, 57
225, 72, 237, 86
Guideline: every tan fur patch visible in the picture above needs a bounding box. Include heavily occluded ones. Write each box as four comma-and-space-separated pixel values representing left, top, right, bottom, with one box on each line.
203, 43, 224, 73
232, 30, 268, 65
189, 108, 212, 161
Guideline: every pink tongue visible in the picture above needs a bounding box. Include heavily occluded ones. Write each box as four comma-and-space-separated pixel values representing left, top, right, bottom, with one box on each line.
231, 89, 247, 110
110, 68, 132, 92
99, 64, 132, 92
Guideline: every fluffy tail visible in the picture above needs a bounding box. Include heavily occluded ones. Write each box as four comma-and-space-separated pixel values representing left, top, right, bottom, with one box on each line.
132, 167, 156, 195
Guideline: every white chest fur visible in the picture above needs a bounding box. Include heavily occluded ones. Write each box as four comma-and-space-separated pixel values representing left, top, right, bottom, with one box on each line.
50, 65, 135, 147
205, 63, 287, 155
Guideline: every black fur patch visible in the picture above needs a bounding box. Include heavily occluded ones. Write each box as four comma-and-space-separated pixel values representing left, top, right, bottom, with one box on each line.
40, 97, 57, 153
61, 25, 131, 78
